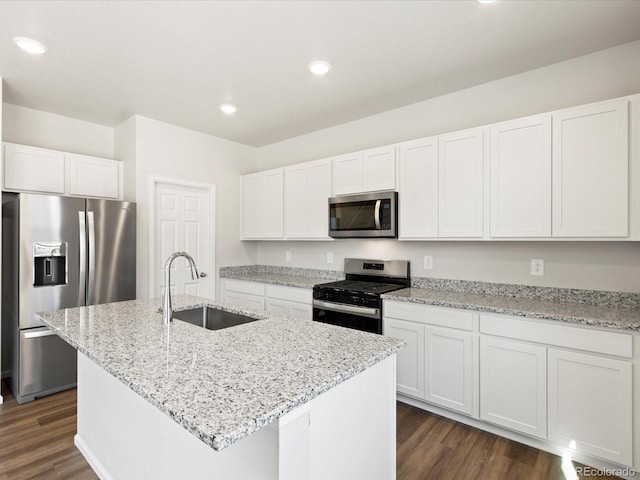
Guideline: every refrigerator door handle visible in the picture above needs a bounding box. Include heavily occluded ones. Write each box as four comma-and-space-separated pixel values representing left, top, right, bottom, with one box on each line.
87, 211, 96, 305
78, 211, 87, 305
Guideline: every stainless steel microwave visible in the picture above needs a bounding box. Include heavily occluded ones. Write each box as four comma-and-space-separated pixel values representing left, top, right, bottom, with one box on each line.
329, 191, 398, 238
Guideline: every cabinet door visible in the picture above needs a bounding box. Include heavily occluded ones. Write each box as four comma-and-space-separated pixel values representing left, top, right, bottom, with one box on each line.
398, 137, 438, 238
480, 336, 547, 439
548, 349, 632, 466
424, 327, 473, 415
384, 318, 424, 399
242, 173, 264, 239
223, 291, 246, 308
3, 143, 65, 194
552, 99, 628, 237
284, 164, 308, 238
438, 128, 484, 237
332, 152, 363, 196
261, 169, 284, 238
265, 298, 289, 316
288, 302, 312, 321
306, 159, 332, 238
242, 294, 265, 311
490, 115, 551, 237
67, 154, 121, 199
363, 145, 396, 192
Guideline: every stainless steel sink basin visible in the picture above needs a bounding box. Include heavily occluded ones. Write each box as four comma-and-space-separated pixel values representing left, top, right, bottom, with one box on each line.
172, 306, 260, 331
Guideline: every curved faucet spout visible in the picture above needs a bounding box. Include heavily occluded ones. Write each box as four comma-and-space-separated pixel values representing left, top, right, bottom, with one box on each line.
162, 252, 199, 324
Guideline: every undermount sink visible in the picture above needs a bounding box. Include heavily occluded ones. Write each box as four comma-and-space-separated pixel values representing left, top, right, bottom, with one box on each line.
172, 306, 260, 331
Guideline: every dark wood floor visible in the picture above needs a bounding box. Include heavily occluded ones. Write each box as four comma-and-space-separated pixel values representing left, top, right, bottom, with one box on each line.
0, 382, 624, 479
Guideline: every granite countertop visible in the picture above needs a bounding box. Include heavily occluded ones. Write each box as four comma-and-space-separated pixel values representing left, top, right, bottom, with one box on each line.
219, 265, 344, 289
36, 295, 404, 451
383, 288, 640, 331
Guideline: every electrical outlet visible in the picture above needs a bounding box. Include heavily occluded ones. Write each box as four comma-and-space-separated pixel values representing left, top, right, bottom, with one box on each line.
423, 255, 433, 270
531, 258, 544, 276
326, 252, 334, 264
285, 251, 292, 262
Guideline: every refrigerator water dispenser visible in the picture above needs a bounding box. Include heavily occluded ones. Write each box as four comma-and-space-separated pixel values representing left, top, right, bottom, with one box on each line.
33, 242, 67, 286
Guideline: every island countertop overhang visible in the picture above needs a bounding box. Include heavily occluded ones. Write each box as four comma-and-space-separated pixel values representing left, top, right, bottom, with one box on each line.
36, 295, 405, 451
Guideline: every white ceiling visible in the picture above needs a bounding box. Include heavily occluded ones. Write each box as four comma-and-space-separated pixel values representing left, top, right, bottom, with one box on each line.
1, 1, 640, 147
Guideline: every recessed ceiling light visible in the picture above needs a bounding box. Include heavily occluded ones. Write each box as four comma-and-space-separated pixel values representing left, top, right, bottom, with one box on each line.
220, 103, 237, 114
13, 36, 48, 55
309, 61, 331, 76
478, 0, 496, 3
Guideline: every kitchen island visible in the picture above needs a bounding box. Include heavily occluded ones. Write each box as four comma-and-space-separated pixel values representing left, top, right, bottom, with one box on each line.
37, 295, 405, 480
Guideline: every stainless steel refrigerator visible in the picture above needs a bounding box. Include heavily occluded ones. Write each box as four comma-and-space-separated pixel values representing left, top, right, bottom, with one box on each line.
2, 193, 136, 404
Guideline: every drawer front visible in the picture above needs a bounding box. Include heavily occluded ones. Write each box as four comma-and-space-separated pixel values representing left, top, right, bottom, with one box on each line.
480, 314, 632, 358
384, 300, 473, 331
223, 279, 265, 296
265, 284, 312, 303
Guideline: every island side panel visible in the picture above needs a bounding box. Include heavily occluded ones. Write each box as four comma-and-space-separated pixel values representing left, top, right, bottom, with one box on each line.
74, 352, 280, 480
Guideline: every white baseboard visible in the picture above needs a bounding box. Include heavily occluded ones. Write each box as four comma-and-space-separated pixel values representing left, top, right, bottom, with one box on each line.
74, 434, 111, 480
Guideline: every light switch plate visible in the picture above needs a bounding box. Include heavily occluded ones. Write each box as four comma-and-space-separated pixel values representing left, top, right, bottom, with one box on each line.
531, 258, 544, 276
285, 251, 292, 262
423, 255, 433, 270
327, 252, 334, 264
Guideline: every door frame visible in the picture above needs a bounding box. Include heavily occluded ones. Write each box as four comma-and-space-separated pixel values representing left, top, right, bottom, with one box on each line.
148, 176, 216, 300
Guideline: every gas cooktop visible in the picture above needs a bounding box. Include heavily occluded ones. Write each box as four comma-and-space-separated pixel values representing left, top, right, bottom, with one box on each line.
315, 280, 405, 295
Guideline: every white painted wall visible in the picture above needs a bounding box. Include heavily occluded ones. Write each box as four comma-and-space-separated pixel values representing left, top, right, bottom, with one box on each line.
130, 116, 258, 300
2, 103, 114, 159
255, 40, 640, 293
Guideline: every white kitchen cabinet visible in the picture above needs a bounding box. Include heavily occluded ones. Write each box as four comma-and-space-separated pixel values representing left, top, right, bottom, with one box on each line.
332, 145, 396, 196
284, 158, 331, 239
241, 168, 284, 239
67, 153, 122, 199
398, 137, 438, 238
222, 279, 313, 320
3, 143, 65, 194
548, 348, 633, 466
424, 326, 474, 415
480, 336, 547, 439
222, 279, 265, 311
552, 99, 629, 237
438, 128, 484, 238
3, 143, 123, 199
490, 114, 552, 237
384, 317, 424, 399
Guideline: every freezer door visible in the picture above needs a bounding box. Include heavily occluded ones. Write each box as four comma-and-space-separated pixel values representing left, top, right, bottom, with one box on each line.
13, 194, 86, 329
19, 327, 77, 402
86, 199, 136, 304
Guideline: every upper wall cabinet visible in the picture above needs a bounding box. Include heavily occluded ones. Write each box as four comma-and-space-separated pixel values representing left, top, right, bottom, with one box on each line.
241, 168, 284, 239
332, 145, 396, 196
438, 128, 484, 238
552, 99, 629, 237
284, 158, 332, 240
3, 143, 123, 199
490, 114, 552, 238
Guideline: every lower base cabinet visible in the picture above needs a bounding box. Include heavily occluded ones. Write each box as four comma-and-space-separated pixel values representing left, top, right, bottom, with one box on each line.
479, 336, 547, 439
384, 318, 425, 398
548, 348, 633, 466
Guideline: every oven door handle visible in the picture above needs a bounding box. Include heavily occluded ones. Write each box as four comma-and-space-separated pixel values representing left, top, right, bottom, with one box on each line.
313, 300, 380, 318
374, 199, 382, 230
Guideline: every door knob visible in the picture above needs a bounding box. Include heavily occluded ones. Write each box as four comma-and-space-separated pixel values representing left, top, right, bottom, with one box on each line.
199, 272, 208, 278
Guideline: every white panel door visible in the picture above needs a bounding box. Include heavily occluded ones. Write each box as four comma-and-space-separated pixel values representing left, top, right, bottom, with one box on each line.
438, 128, 484, 237
363, 145, 396, 192
480, 336, 547, 439
332, 152, 363, 195
552, 99, 628, 237
67, 154, 122, 199
398, 137, 438, 238
424, 327, 473, 415
153, 182, 212, 299
384, 318, 424, 399
3, 143, 65, 194
548, 349, 632, 466
490, 114, 551, 237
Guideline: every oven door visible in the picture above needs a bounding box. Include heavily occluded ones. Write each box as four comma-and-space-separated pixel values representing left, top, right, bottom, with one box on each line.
312, 300, 382, 334
329, 191, 397, 238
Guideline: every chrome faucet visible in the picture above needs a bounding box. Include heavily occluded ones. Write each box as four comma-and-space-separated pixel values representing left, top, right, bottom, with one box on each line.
162, 252, 199, 324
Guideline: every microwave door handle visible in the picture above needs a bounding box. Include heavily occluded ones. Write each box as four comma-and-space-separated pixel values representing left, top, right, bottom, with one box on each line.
374, 200, 382, 229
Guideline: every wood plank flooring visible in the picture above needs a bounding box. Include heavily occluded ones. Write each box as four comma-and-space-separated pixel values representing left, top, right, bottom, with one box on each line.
0, 382, 625, 479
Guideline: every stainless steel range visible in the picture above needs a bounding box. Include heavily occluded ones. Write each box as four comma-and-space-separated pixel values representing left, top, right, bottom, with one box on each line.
312, 258, 410, 334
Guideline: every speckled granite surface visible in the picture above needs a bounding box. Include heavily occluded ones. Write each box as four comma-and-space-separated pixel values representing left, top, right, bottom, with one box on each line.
383, 288, 640, 331
36, 295, 404, 451
220, 265, 344, 289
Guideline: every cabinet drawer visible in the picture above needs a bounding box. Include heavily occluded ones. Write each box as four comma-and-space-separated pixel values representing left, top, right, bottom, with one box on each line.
265, 284, 312, 303
223, 279, 265, 296
384, 301, 473, 331
479, 314, 632, 358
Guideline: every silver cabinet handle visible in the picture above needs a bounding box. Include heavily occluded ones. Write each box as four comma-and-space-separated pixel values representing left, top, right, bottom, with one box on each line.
24, 329, 56, 339
199, 272, 207, 278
